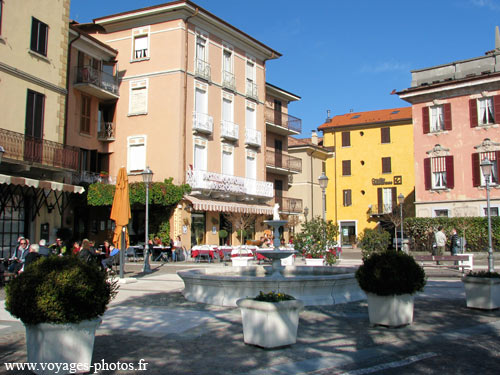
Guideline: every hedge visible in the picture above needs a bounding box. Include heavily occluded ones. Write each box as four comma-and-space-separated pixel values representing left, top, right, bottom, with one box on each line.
404, 217, 500, 253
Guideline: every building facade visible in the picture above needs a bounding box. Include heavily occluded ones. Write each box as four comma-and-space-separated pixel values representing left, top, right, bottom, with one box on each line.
0, 0, 85, 253
398, 38, 500, 218
318, 108, 414, 246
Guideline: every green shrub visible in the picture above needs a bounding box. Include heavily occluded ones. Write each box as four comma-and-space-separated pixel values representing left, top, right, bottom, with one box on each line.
5, 256, 118, 325
254, 291, 295, 302
358, 228, 391, 259
355, 251, 426, 296
219, 229, 228, 239
465, 271, 500, 278
293, 216, 339, 263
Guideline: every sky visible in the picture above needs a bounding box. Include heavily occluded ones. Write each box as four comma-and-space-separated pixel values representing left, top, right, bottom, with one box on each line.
70, 0, 500, 138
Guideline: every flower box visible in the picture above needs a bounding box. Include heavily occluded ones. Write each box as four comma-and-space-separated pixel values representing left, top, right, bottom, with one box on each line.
462, 276, 500, 310
305, 257, 324, 266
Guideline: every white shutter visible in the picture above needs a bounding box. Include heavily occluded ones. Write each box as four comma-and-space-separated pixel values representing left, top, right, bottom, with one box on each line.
223, 50, 232, 73
129, 80, 148, 115
195, 87, 207, 114
222, 149, 233, 176
246, 152, 256, 180
194, 141, 207, 171
222, 98, 232, 122
246, 60, 254, 81
134, 36, 148, 51
246, 105, 255, 129
128, 137, 146, 172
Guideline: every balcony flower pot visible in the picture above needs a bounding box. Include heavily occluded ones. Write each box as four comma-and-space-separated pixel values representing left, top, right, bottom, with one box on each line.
355, 251, 426, 327
5, 256, 117, 375
462, 271, 500, 310
237, 292, 303, 348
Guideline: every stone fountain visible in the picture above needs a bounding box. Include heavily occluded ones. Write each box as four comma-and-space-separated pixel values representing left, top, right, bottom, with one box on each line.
178, 204, 365, 306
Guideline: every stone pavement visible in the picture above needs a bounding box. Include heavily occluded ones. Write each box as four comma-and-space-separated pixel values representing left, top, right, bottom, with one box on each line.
1, 253, 500, 374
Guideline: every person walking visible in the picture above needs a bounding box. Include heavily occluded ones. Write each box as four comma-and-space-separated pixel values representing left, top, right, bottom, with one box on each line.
450, 228, 461, 255
434, 226, 446, 265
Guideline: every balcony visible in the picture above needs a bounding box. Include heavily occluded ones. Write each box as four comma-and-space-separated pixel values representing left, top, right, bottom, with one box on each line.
72, 171, 116, 185
273, 197, 303, 214
368, 204, 394, 216
265, 107, 302, 135
195, 59, 211, 81
97, 122, 115, 142
221, 120, 239, 141
193, 112, 214, 134
186, 169, 273, 199
0, 128, 79, 170
245, 128, 261, 147
266, 149, 302, 174
222, 70, 236, 91
246, 81, 258, 100
74, 65, 119, 100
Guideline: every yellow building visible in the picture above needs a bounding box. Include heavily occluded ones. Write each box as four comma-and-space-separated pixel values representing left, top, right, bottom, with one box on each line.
318, 107, 414, 247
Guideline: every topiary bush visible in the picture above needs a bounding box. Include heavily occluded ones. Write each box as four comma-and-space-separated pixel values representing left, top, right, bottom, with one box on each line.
358, 228, 391, 259
355, 251, 426, 296
5, 256, 118, 325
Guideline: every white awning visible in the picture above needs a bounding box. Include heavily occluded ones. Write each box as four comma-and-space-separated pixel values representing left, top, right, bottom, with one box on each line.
185, 195, 272, 215
0, 174, 85, 194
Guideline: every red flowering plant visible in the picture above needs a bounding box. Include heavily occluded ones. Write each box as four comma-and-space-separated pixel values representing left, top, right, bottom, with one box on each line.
293, 217, 340, 265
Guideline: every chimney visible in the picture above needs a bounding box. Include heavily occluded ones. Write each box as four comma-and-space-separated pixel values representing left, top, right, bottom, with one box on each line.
496, 26, 500, 50
325, 109, 331, 122
311, 130, 318, 145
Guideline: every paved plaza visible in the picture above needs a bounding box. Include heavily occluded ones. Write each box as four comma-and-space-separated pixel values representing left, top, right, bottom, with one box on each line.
1, 251, 500, 374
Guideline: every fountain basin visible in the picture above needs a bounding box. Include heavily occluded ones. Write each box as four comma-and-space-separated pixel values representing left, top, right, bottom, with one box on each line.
177, 266, 365, 307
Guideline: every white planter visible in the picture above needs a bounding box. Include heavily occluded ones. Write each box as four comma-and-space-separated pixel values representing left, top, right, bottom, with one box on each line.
231, 257, 252, 267
366, 293, 414, 327
305, 258, 324, 266
236, 298, 304, 348
25, 318, 101, 375
281, 254, 294, 266
462, 276, 500, 310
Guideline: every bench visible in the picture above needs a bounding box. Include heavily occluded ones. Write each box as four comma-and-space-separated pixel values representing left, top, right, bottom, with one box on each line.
414, 254, 474, 273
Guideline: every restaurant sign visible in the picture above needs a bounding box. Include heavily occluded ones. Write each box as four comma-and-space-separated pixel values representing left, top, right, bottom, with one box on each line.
371, 176, 402, 186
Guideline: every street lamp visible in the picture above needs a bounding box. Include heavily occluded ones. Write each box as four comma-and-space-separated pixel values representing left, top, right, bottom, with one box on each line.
480, 158, 495, 272
303, 207, 309, 222
318, 172, 329, 221
142, 166, 153, 273
397, 193, 405, 253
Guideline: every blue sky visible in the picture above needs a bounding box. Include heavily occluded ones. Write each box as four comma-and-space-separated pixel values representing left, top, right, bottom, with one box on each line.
70, 0, 500, 138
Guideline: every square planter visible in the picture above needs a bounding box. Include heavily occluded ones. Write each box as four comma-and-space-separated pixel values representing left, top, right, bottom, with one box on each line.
236, 298, 304, 348
231, 257, 252, 267
462, 276, 500, 310
305, 258, 324, 266
25, 318, 101, 375
366, 293, 414, 327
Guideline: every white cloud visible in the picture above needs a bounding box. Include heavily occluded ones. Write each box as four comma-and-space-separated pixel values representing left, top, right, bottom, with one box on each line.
360, 61, 410, 74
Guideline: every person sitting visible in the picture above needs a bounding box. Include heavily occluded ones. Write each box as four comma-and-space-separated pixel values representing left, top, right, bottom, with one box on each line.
8, 237, 30, 274
79, 239, 97, 265
101, 243, 119, 272
38, 239, 51, 257
22, 244, 41, 271
102, 240, 113, 257
71, 241, 81, 255
49, 238, 66, 256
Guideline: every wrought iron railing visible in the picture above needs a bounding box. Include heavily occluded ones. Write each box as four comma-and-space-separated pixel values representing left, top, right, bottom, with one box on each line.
368, 204, 394, 215
75, 65, 119, 96
195, 59, 211, 81
72, 171, 116, 185
97, 122, 115, 141
0, 128, 79, 170
246, 81, 258, 100
222, 70, 236, 91
265, 107, 302, 134
245, 128, 261, 147
266, 149, 302, 173
193, 112, 214, 134
273, 197, 303, 213
220, 120, 239, 141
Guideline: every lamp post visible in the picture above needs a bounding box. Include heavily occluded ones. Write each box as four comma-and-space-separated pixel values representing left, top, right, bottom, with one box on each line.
480, 158, 495, 272
142, 166, 153, 273
303, 207, 309, 223
318, 172, 329, 221
397, 193, 405, 253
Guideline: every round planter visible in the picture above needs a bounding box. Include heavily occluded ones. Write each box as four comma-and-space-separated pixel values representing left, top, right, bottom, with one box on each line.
25, 318, 101, 375
305, 258, 324, 266
462, 276, 500, 310
366, 293, 414, 327
236, 298, 304, 348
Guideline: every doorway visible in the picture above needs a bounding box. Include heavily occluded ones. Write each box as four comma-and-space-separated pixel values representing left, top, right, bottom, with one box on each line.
340, 221, 356, 247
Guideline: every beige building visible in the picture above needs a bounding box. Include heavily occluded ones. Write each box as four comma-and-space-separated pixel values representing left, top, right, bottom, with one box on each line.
0, 0, 85, 251
79, 1, 302, 248
288, 131, 331, 233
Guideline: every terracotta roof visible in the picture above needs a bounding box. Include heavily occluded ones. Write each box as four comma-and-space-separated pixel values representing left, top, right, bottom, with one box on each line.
318, 107, 412, 131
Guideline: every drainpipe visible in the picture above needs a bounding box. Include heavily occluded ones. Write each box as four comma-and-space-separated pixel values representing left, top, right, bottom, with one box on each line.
182, 8, 199, 184
309, 149, 314, 218
64, 30, 81, 146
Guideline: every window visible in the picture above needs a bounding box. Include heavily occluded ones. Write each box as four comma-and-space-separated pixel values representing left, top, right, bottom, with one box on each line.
222, 47, 235, 90
246, 150, 257, 180
222, 144, 234, 176
343, 190, 352, 207
483, 207, 499, 216
246, 101, 256, 129
246, 57, 257, 98
472, 152, 500, 187
342, 160, 351, 176
470, 96, 500, 127
381, 127, 390, 143
478, 98, 495, 125
132, 27, 149, 60
382, 157, 391, 174
129, 79, 148, 115
434, 209, 449, 217
424, 156, 454, 190
80, 95, 91, 134
195, 30, 210, 80
377, 187, 396, 214
193, 138, 207, 171
127, 136, 146, 173
422, 104, 452, 133
341, 131, 350, 147
30, 17, 48, 56
25, 90, 45, 139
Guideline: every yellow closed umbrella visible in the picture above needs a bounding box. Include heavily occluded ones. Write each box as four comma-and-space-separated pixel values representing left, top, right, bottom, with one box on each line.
110, 167, 131, 250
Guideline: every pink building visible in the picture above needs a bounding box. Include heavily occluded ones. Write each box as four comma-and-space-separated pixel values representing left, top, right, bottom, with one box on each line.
398, 35, 500, 218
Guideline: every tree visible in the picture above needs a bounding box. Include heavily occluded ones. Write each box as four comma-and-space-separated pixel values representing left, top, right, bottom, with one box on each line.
223, 212, 256, 246
293, 216, 339, 265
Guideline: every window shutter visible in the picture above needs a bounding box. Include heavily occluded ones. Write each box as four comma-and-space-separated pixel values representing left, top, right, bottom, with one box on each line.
424, 158, 431, 190
472, 153, 480, 187
381, 127, 390, 143
342, 131, 350, 147
443, 103, 452, 131
469, 99, 478, 128
445, 155, 454, 189
494, 95, 500, 124
382, 157, 391, 173
342, 160, 351, 176
496, 151, 500, 179
422, 107, 430, 134
347, 190, 352, 206
391, 187, 397, 211
377, 188, 382, 214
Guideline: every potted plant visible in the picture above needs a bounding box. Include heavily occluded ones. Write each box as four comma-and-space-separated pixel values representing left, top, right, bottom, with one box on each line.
218, 229, 228, 246
462, 271, 500, 310
355, 251, 426, 327
293, 216, 339, 266
5, 256, 118, 375
236, 291, 304, 348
